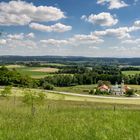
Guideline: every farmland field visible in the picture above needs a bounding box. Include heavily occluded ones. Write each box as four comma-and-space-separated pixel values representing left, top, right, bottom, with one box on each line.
15, 67, 58, 78
2, 65, 59, 78
0, 96, 139, 140
122, 71, 140, 75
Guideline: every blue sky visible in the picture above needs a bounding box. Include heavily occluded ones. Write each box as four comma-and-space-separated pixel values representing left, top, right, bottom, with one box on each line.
0, 0, 140, 57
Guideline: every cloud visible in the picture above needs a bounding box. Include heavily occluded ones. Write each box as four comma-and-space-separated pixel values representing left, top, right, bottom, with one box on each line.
97, 0, 128, 9
6, 39, 37, 49
122, 39, 140, 46
70, 34, 104, 44
7, 33, 35, 40
134, 20, 140, 27
40, 32, 104, 48
7, 33, 24, 40
94, 27, 131, 39
0, 39, 7, 45
93, 20, 140, 39
26, 33, 35, 38
0, 1, 65, 26
40, 39, 69, 47
29, 23, 72, 32
81, 12, 118, 26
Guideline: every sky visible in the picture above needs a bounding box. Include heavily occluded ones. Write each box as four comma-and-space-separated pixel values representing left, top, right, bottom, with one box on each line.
0, 0, 140, 57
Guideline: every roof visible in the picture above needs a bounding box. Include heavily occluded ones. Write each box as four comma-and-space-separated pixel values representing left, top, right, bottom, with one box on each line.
98, 85, 109, 90
124, 85, 131, 90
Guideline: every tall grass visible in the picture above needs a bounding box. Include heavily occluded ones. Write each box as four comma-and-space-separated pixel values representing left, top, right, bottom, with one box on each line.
0, 97, 140, 140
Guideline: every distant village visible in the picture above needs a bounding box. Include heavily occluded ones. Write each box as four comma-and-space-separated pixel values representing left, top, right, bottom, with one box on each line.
97, 80, 132, 96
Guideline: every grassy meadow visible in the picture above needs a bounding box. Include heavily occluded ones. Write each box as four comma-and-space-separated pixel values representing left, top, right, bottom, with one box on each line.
0, 64, 59, 78
0, 96, 140, 140
15, 67, 59, 78
122, 71, 140, 75
55, 84, 97, 94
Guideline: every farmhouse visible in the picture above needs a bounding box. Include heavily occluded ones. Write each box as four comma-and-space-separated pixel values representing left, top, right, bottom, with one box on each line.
98, 85, 110, 92
111, 80, 131, 95
98, 80, 131, 95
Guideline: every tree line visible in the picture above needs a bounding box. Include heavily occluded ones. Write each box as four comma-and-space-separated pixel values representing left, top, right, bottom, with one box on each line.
1, 65, 140, 89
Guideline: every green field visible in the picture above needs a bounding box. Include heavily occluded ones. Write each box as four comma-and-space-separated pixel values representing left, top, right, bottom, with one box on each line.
6, 65, 59, 78
0, 87, 140, 139
122, 71, 140, 75
55, 84, 97, 94
15, 67, 55, 78
2, 87, 140, 105
0, 96, 140, 140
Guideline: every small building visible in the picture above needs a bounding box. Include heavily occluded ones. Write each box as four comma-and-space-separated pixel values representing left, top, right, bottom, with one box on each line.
111, 80, 131, 95
98, 84, 110, 92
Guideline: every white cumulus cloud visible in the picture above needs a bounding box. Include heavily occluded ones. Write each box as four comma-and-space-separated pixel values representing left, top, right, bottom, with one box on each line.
0, 39, 7, 45
81, 12, 118, 26
26, 33, 35, 38
40, 39, 69, 47
29, 23, 72, 32
97, 0, 128, 9
0, 1, 65, 26
134, 20, 140, 27
7, 33, 24, 40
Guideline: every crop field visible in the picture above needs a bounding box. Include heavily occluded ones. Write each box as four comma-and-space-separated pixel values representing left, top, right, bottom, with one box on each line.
122, 71, 140, 75
7, 66, 59, 78
0, 95, 140, 140
0, 64, 60, 78
15, 67, 57, 78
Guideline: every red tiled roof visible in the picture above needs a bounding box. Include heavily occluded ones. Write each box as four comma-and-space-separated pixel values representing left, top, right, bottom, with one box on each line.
98, 85, 109, 90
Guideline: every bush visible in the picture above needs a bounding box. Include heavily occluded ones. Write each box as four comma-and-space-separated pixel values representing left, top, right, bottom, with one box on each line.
126, 89, 134, 97
0, 86, 12, 97
42, 82, 54, 90
95, 89, 109, 95
89, 90, 94, 95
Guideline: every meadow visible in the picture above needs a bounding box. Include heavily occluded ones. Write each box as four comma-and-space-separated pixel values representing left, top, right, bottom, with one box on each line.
55, 84, 97, 94
122, 71, 140, 75
1, 64, 59, 78
15, 67, 58, 78
0, 96, 140, 140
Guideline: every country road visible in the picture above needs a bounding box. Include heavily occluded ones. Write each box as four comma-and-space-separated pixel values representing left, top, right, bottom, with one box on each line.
47, 90, 140, 100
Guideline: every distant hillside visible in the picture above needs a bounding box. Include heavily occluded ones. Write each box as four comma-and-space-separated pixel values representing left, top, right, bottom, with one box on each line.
0, 55, 140, 65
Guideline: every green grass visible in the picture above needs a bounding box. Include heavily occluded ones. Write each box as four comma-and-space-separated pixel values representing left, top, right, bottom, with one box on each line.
0, 64, 59, 78
0, 97, 140, 140
41, 63, 66, 66
1, 87, 139, 105
55, 84, 140, 95
10, 67, 58, 78
55, 84, 97, 94
122, 71, 140, 75
15, 67, 52, 78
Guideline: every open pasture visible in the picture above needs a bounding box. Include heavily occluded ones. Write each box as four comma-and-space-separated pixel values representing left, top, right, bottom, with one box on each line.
122, 71, 140, 75
7, 65, 59, 78
55, 84, 97, 94
0, 95, 139, 140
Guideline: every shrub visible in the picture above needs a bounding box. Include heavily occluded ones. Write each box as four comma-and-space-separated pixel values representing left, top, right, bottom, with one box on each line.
0, 86, 12, 97
126, 89, 134, 97
42, 82, 54, 90
89, 90, 94, 95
